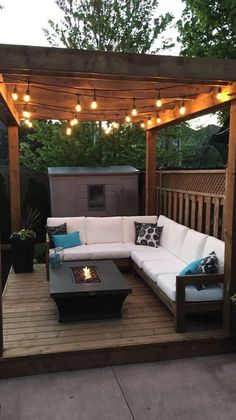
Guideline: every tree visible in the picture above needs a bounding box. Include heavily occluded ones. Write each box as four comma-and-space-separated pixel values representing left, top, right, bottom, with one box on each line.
44, 0, 173, 52
177, 0, 236, 58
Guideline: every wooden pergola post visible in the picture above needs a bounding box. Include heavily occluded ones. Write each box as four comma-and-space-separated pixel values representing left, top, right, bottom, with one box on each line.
224, 100, 236, 333
145, 129, 157, 215
8, 126, 21, 232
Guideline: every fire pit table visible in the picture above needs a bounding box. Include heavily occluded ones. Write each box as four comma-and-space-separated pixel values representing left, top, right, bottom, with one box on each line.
50, 260, 132, 322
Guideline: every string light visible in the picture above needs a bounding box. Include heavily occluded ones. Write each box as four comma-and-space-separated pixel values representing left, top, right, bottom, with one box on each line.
105, 122, 111, 135
147, 117, 152, 126
70, 114, 79, 126
179, 98, 186, 115
66, 125, 72, 136
156, 112, 161, 124
216, 87, 222, 100
156, 90, 162, 108
23, 81, 31, 103
12, 85, 18, 101
112, 121, 119, 129
22, 103, 31, 119
27, 121, 33, 128
140, 122, 145, 129
91, 89, 97, 109
75, 95, 82, 112
131, 97, 137, 116
125, 114, 131, 123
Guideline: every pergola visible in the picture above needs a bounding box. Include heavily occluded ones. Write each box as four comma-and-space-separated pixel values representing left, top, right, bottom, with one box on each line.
1, 44, 236, 356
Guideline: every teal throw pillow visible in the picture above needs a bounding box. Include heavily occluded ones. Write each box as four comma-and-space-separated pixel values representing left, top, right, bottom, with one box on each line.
179, 258, 202, 276
52, 231, 81, 249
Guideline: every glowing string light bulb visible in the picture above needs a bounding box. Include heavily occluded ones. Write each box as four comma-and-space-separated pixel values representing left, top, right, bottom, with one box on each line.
125, 114, 131, 123
156, 90, 162, 108
22, 103, 31, 119
179, 98, 186, 115
66, 126, 72, 136
140, 122, 145, 129
131, 98, 137, 116
91, 89, 97, 109
216, 87, 222, 100
75, 95, 82, 112
23, 81, 31, 103
12, 85, 18, 101
147, 117, 152, 126
156, 112, 161, 124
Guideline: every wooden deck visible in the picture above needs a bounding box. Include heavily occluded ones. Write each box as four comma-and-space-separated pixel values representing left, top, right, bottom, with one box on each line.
0, 265, 233, 378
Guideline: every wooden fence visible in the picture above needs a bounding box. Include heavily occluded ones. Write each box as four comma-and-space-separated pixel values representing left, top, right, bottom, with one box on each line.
155, 169, 226, 240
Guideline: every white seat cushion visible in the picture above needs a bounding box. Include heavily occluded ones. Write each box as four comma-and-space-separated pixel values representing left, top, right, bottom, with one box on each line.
122, 215, 158, 243
203, 236, 225, 273
86, 217, 123, 244
62, 245, 91, 261
158, 215, 188, 258
156, 274, 223, 302
47, 217, 86, 244
131, 246, 176, 268
87, 243, 131, 259
179, 229, 208, 264
142, 259, 186, 282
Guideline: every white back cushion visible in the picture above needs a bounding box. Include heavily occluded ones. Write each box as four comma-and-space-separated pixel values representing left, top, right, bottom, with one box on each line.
180, 229, 208, 264
86, 217, 123, 244
157, 215, 188, 258
203, 236, 225, 273
47, 217, 86, 244
122, 215, 158, 243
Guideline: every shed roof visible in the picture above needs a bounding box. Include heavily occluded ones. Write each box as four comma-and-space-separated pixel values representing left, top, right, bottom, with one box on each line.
48, 166, 140, 176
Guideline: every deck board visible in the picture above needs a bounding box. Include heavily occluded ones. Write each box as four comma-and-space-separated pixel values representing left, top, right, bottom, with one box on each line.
0, 265, 233, 377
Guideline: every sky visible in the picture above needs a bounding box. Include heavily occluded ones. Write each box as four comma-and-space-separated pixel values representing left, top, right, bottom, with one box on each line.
0, 0, 218, 128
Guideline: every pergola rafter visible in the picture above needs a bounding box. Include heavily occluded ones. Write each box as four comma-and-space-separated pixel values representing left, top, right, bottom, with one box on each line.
1, 44, 236, 356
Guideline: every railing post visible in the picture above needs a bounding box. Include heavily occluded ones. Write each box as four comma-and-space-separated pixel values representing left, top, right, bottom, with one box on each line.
145, 128, 156, 215
8, 126, 21, 232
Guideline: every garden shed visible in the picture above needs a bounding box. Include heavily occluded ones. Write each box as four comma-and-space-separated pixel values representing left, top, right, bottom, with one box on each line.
48, 165, 140, 217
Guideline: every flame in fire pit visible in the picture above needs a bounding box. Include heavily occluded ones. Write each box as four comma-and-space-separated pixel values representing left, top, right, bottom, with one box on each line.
83, 266, 92, 280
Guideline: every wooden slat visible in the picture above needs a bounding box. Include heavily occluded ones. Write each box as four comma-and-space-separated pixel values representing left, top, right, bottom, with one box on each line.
184, 194, 189, 227
173, 192, 178, 222
163, 191, 168, 215
178, 192, 184, 224
212, 197, 220, 238
190, 195, 196, 229
197, 195, 204, 232
204, 197, 212, 235
168, 191, 172, 219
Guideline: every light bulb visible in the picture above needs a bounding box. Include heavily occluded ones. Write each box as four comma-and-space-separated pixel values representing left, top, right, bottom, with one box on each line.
156, 90, 162, 108
70, 115, 78, 126
91, 89, 97, 109
216, 87, 222, 100
147, 118, 152, 126
125, 115, 131, 123
156, 98, 162, 108
113, 121, 119, 129
140, 122, 145, 129
131, 97, 137, 116
25, 119, 30, 125
12, 85, 18, 101
75, 95, 82, 112
66, 126, 72, 136
22, 104, 31, 119
156, 113, 161, 124
28, 121, 33, 128
179, 104, 186, 115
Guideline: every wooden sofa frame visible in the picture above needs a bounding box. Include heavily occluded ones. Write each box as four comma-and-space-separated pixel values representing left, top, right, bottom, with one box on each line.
133, 262, 225, 332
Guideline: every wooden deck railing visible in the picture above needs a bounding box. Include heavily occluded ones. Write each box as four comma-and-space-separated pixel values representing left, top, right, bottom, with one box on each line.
155, 169, 226, 240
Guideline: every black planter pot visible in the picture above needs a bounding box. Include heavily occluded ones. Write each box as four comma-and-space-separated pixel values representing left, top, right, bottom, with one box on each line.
10, 236, 35, 273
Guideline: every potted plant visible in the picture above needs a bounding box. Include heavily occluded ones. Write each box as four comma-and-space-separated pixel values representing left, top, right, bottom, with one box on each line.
10, 208, 41, 273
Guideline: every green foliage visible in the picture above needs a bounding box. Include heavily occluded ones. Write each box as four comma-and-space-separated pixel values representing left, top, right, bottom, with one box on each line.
178, 0, 236, 58
10, 229, 36, 241
44, 0, 173, 52
20, 120, 146, 170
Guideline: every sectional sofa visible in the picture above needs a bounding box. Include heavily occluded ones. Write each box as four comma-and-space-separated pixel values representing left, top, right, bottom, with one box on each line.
46, 215, 225, 332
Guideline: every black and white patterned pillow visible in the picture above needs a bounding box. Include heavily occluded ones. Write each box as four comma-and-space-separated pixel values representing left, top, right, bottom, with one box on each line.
134, 222, 163, 248
196, 251, 218, 290
46, 223, 67, 248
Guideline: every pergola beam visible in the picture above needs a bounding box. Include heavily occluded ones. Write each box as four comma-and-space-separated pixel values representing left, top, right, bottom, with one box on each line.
146, 83, 236, 130
1, 44, 236, 83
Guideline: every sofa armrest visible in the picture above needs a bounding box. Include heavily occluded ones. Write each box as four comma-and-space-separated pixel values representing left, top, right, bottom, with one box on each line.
176, 273, 224, 306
